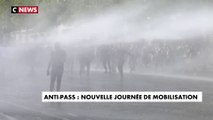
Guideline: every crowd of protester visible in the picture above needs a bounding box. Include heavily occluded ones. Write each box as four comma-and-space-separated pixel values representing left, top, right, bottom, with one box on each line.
0, 39, 210, 87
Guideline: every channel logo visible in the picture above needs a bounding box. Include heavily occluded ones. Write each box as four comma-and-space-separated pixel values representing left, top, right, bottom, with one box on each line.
11, 6, 38, 14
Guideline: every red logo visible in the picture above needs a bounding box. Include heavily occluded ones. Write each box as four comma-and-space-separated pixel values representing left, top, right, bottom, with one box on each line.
11, 6, 38, 14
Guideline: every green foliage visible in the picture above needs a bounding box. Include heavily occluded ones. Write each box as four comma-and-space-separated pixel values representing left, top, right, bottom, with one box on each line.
0, 0, 126, 33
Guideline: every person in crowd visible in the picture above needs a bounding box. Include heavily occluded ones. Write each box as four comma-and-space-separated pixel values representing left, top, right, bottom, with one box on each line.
47, 43, 66, 91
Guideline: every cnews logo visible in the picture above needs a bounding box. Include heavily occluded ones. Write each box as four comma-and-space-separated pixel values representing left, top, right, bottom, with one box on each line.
11, 6, 38, 14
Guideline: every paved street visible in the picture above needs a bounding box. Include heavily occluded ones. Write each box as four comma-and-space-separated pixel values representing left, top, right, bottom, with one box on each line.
0, 71, 213, 120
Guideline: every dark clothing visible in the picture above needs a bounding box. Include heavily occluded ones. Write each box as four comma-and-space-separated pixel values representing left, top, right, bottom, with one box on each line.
99, 45, 112, 73
116, 47, 129, 81
51, 50, 66, 72
50, 71, 62, 91
78, 47, 94, 78
49, 49, 66, 91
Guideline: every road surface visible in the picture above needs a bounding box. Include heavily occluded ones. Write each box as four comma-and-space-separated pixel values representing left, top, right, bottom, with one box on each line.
0, 70, 213, 120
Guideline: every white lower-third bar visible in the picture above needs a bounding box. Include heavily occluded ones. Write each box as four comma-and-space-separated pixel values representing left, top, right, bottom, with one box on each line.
42, 91, 202, 102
